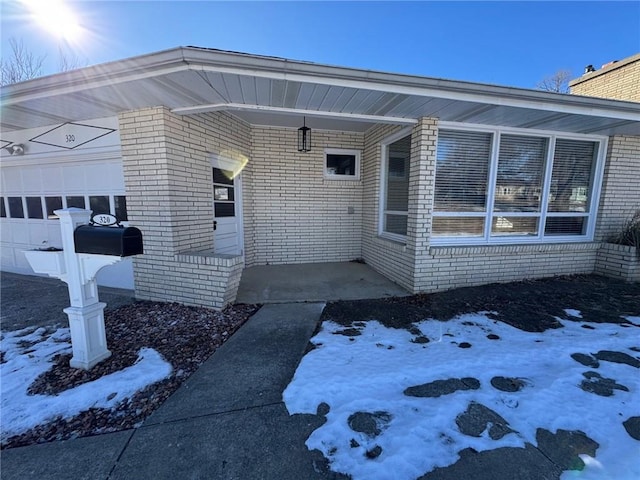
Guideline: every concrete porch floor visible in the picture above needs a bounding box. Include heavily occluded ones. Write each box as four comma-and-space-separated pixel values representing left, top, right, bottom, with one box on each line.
235, 261, 410, 304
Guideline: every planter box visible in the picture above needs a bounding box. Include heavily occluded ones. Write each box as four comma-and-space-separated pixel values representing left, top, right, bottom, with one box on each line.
595, 243, 639, 282
23, 250, 66, 277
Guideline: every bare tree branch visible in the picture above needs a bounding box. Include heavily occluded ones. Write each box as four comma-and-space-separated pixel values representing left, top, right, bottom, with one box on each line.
536, 69, 572, 94
0, 38, 46, 86
58, 46, 87, 73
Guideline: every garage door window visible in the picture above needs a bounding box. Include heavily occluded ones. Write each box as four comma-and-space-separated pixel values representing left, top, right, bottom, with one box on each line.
89, 196, 110, 215
45, 197, 63, 219
66, 196, 85, 209
8, 197, 24, 218
26, 197, 44, 219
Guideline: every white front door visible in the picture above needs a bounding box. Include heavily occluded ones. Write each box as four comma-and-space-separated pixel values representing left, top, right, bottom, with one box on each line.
212, 167, 243, 255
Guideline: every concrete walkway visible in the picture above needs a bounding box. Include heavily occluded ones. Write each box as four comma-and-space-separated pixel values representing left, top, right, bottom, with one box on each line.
1, 303, 339, 480
236, 261, 409, 304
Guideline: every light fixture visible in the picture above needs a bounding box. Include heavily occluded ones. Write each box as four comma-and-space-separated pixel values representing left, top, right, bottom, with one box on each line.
5, 144, 25, 156
298, 116, 311, 152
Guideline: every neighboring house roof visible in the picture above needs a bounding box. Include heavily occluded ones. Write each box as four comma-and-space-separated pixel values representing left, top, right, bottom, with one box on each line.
1, 46, 639, 135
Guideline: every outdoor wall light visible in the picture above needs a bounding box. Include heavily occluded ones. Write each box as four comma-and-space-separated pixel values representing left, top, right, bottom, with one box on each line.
298, 117, 311, 152
5, 144, 25, 156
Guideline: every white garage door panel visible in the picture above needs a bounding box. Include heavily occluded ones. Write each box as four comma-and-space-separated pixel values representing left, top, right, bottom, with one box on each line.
11, 222, 29, 244
27, 222, 49, 246
40, 166, 64, 192
22, 169, 43, 192
1, 148, 134, 290
85, 164, 113, 190
1, 221, 12, 243
96, 259, 134, 289
47, 224, 63, 247
2, 169, 22, 194
63, 165, 88, 191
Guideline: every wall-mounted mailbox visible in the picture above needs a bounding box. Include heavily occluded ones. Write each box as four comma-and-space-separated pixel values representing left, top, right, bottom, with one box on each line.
74, 225, 143, 257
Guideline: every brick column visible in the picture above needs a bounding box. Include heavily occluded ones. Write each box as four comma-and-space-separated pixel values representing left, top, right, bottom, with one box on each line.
407, 117, 438, 291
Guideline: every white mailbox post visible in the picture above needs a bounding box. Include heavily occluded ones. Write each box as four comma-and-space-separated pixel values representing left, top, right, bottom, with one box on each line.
23, 208, 141, 370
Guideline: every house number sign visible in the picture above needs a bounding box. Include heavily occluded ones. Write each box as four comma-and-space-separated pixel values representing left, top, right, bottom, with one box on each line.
91, 214, 119, 226
30, 122, 116, 150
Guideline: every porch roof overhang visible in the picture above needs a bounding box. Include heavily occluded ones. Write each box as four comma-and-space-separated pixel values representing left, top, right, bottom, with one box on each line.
1, 46, 639, 136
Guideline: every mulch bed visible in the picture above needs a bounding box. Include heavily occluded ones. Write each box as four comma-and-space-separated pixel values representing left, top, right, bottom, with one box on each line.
322, 274, 640, 332
2, 301, 259, 449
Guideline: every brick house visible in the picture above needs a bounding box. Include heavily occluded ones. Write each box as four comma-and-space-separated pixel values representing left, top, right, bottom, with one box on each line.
1, 47, 639, 308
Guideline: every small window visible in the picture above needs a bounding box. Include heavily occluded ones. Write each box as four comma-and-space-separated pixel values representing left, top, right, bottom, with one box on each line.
8, 197, 24, 218
26, 197, 44, 219
115, 195, 128, 221
45, 197, 63, 219
0, 197, 6, 218
324, 149, 361, 180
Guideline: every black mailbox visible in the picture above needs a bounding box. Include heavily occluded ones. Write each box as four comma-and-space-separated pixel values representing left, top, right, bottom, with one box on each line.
74, 225, 143, 257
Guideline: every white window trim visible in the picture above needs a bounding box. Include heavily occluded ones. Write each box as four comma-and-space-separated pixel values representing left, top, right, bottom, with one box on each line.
324, 148, 361, 180
431, 121, 608, 246
378, 127, 413, 242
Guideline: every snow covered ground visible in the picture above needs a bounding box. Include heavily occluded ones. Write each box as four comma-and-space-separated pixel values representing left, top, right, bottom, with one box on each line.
284, 311, 640, 480
1, 326, 172, 443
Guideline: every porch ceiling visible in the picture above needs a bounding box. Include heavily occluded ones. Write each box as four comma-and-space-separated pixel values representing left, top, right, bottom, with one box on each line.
1, 46, 639, 136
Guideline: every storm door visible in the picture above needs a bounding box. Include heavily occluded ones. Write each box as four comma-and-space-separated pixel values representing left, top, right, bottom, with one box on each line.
212, 167, 243, 255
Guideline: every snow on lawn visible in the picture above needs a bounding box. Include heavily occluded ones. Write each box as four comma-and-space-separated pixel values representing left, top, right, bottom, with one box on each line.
284, 312, 640, 480
1, 326, 172, 442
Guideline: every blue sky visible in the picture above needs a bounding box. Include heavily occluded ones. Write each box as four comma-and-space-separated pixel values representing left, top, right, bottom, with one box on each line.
1, 1, 639, 89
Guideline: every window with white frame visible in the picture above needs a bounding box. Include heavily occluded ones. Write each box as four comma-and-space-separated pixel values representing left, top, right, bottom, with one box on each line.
433, 126, 603, 244
324, 148, 361, 180
381, 133, 412, 239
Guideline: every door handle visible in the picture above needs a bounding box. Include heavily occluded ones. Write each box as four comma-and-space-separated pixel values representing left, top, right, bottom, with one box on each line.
214, 221, 217, 231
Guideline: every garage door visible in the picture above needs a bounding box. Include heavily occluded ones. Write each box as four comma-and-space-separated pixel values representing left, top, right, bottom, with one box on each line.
0, 154, 134, 290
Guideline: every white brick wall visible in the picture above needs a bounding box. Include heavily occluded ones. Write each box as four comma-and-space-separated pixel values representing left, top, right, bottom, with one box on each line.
595, 135, 640, 241
119, 107, 250, 309
245, 127, 364, 266
595, 243, 639, 282
361, 123, 415, 290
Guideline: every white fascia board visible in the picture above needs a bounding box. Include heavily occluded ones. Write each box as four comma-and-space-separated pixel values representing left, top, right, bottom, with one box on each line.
189, 64, 640, 122
3, 46, 640, 124
179, 48, 640, 119
171, 103, 418, 125
0, 48, 189, 105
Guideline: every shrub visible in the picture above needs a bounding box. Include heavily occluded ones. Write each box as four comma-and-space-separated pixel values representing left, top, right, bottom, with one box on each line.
607, 210, 640, 255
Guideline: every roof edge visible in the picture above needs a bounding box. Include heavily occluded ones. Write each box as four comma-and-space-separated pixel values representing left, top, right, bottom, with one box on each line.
2, 46, 639, 122
569, 52, 640, 87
